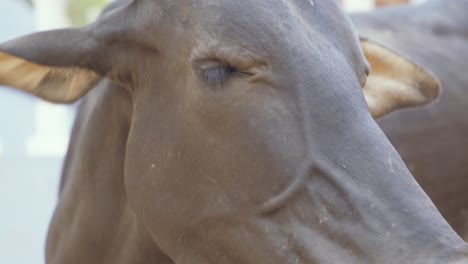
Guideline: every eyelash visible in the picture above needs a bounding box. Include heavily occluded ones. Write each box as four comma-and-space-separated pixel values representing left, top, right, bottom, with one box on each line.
200, 66, 235, 85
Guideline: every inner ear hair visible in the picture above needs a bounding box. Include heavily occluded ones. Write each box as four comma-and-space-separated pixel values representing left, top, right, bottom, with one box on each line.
0, 52, 100, 103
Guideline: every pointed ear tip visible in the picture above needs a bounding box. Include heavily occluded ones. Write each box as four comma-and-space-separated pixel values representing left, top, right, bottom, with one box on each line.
406, 56, 440, 103
421, 70, 441, 102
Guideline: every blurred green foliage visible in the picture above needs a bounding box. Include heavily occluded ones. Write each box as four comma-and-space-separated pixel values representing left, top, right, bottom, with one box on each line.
67, 0, 109, 26
21, 0, 109, 26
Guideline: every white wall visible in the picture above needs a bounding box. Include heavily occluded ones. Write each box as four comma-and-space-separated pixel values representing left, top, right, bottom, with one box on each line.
0, 0, 114, 262
0, 1, 72, 264
28, 0, 72, 157
345, 0, 375, 11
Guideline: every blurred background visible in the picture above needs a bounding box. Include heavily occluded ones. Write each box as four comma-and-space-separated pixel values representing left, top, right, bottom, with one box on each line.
0, 0, 424, 263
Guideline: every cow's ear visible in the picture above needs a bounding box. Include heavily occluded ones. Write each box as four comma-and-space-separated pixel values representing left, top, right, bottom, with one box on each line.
0, 28, 108, 103
360, 38, 440, 118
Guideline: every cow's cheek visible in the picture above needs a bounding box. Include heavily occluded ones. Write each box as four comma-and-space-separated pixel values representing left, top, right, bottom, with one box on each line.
122, 83, 307, 252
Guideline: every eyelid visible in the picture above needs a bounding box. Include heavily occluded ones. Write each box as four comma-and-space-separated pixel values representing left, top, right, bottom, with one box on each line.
200, 66, 233, 84
191, 45, 265, 71
197, 59, 230, 70
194, 58, 255, 85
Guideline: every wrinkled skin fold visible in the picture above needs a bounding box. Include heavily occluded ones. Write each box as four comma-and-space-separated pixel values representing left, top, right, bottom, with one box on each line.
0, 0, 467, 263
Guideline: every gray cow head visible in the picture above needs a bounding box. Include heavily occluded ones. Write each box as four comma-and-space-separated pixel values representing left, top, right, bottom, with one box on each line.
0, 0, 465, 263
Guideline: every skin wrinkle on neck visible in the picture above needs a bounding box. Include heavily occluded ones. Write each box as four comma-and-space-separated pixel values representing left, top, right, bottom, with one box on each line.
259, 157, 331, 215
259, 161, 312, 215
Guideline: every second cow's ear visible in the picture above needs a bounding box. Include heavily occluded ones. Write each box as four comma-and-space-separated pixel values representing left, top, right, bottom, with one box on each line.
360, 38, 440, 118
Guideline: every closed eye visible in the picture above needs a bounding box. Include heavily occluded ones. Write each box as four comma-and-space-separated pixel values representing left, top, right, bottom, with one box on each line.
194, 59, 253, 86
201, 65, 235, 85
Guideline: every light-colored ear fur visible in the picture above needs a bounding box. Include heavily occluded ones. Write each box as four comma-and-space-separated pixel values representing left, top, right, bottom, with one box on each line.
361, 39, 440, 118
0, 52, 100, 103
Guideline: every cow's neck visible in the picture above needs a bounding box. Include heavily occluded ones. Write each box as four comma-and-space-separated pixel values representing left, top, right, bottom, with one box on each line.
47, 81, 173, 264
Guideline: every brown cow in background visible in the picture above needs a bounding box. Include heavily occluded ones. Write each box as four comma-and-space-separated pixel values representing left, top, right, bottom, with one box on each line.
352, 0, 468, 241
376, 0, 409, 7
340, 0, 411, 9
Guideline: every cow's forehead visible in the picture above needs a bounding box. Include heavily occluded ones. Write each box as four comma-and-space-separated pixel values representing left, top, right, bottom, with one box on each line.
181, 0, 350, 56
111, 0, 358, 66
144, 0, 346, 37
191, 0, 343, 33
